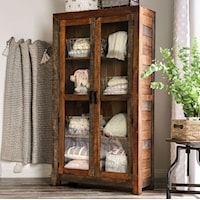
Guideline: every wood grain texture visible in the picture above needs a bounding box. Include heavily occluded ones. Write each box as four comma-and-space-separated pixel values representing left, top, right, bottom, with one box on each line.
52, 6, 155, 195
0, 178, 198, 199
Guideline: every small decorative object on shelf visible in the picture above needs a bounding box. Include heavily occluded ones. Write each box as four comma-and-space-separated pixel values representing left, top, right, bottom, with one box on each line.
70, 69, 90, 94
100, 0, 130, 8
130, 0, 139, 6
65, 0, 99, 12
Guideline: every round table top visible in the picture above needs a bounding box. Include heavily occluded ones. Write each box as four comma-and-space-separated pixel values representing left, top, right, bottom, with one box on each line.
166, 138, 200, 145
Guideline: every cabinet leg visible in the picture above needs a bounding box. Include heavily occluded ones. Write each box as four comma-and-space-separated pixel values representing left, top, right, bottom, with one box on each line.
51, 173, 61, 186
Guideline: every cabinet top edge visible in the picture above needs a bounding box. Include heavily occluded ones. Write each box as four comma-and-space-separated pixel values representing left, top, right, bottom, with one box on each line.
53, 6, 155, 21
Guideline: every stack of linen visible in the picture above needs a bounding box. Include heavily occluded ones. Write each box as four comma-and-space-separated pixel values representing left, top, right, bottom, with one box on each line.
103, 76, 128, 95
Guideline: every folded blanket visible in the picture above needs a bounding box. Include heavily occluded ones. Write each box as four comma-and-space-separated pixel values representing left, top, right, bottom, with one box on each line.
106, 31, 127, 61
68, 116, 89, 135
103, 76, 128, 94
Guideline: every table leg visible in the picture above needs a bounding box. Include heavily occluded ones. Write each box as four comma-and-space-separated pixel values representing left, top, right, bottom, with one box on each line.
166, 145, 182, 199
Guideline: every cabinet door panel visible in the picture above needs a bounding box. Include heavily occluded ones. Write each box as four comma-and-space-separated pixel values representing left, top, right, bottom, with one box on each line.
60, 20, 94, 172
99, 17, 131, 175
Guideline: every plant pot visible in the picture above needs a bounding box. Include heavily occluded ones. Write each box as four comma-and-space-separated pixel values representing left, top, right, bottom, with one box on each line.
171, 119, 200, 141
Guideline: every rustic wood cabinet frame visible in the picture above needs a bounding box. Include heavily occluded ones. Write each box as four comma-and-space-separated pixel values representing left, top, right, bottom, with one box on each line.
52, 6, 155, 195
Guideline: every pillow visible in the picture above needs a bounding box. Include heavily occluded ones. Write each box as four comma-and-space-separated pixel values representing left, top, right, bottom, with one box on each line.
64, 159, 105, 170
103, 113, 127, 137
65, 146, 89, 160
107, 76, 128, 87
64, 159, 89, 170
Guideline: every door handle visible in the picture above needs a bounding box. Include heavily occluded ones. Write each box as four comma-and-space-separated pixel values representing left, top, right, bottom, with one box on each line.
89, 90, 97, 104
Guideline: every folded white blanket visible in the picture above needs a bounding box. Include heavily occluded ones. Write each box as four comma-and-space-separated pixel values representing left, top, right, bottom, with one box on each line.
107, 76, 128, 87
106, 31, 127, 61
73, 38, 90, 50
69, 117, 89, 130
104, 84, 127, 94
104, 76, 128, 94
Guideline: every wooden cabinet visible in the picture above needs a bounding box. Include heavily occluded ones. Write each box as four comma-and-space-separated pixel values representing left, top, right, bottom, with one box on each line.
52, 6, 155, 195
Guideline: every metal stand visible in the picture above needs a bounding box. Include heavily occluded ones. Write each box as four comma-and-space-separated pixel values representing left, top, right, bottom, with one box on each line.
166, 138, 200, 199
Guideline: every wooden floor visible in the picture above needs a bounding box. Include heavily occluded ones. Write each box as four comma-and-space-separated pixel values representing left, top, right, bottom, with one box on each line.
0, 178, 199, 199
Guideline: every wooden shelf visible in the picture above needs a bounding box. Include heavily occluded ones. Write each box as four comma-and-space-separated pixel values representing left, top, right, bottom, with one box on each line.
65, 134, 89, 139
65, 94, 89, 101
66, 57, 90, 61
101, 94, 129, 101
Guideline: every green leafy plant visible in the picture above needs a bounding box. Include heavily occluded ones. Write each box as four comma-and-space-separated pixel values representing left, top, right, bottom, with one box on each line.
141, 37, 200, 118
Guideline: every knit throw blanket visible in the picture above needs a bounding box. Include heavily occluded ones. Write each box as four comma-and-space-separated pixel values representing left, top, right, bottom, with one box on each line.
1, 37, 52, 164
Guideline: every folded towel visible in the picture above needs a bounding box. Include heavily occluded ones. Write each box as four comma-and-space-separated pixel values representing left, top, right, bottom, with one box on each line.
106, 31, 127, 61
107, 76, 128, 87
68, 116, 89, 135
104, 86, 127, 95
73, 38, 90, 50
103, 76, 128, 94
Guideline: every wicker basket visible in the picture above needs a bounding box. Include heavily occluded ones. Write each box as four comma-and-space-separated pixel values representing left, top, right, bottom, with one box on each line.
171, 119, 200, 141
66, 38, 90, 58
130, 0, 139, 6
65, 0, 99, 12
105, 149, 127, 173
101, 0, 130, 8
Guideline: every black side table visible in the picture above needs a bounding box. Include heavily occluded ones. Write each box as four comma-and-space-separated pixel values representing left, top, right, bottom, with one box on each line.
166, 138, 200, 199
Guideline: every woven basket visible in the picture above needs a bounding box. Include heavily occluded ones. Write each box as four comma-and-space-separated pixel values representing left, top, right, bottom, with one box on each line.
171, 119, 200, 141
101, 0, 130, 8
105, 149, 127, 173
65, 0, 99, 12
66, 38, 90, 58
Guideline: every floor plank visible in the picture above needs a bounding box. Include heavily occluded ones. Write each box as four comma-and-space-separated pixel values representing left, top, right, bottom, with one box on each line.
0, 178, 199, 199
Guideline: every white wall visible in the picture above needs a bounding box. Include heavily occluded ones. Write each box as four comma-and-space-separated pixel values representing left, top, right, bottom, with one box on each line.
0, 0, 173, 179
0, 0, 65, 177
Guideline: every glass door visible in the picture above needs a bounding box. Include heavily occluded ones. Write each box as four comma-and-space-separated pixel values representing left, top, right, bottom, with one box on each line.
59, 18, 94, 174
98, 15, 133, 177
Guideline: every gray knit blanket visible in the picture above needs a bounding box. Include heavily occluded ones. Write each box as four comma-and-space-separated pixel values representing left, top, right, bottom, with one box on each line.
1, 37, 52, 164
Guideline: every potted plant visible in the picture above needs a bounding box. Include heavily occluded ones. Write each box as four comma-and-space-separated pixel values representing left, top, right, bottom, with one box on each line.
141, 37, 200, 140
